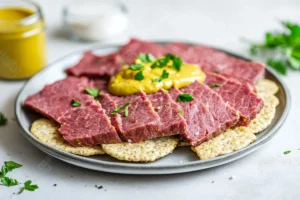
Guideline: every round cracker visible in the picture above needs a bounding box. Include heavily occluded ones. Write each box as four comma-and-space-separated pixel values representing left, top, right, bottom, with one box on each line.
102, 137, 179, 162
30, 118, 105, 156
256, 79, 279, 95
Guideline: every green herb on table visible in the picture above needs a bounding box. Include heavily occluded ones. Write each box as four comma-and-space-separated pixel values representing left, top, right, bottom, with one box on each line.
85, 88, 99, 98
18, 180, 38, 194
153, 70, 169, 82
210, 83, 221, 88
0, 161, 22, 178
134, 71, 144, 81
0, 112, 7, 126
138, 53, 156, 63
1, 177, 19, 187
177, 94, 194, 102
284, 150, 291, 155
129, 64, 144, 70
72, 100, 81, 107
249, 21, 300, 75
111, 102, 131, 117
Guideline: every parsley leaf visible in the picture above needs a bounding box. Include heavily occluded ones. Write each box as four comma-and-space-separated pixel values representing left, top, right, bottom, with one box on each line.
0, 112, 7, 126
165, 54, 182, 71
210, 83, 221, 88
284, 150, 291, 155
72, 100, 81, 107
267, 59, 287, 75
178, 109, 183, 115
85, 88, 99, 98
153, 70, 169, 82
138, 53, 156, 63
1, 177, 19, 187
19, 180, 38, 194
151, 57, 170, 69
0, 161, 22, 178
111, 102, 131, 117
177, 94, 194, 102
134, 71, 144, 81
129, 64, 144, 70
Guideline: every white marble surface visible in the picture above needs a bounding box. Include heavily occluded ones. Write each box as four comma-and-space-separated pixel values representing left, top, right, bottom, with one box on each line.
0, 0, 300, 199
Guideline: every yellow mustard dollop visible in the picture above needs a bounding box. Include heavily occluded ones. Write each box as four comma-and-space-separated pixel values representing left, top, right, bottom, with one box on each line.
108, 54, 206, 96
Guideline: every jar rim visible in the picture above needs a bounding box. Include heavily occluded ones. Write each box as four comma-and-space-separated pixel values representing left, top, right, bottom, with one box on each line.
0, 0, 43, 26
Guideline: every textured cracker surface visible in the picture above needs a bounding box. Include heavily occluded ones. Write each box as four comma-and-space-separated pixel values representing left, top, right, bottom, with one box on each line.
192, 127, 256, 160
102, 137, 179, 162
30, 118, 105, 156
192, 79, 280, 160
256, 79, 279, 95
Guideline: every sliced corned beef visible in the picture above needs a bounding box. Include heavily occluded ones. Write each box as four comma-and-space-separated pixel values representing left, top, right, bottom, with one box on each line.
24, 77, 121, 146
119, 38, 165, 64
205, 72, 264, 126
180, 81, 239, 135
148, 89, 186, 137
100, 91, 160, 143
65, 51, 122, 78
169, 88, 217, 146
164, 43, 265, 84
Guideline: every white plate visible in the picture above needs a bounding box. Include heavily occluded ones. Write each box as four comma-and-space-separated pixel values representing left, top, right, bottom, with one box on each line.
15, 43, 290, 174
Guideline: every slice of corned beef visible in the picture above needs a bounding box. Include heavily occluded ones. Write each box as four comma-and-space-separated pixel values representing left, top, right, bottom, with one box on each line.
148, 89, 186, 137
58, 99, 120, 146
24, 77, 121, 146
100, 91, 160, 143
169, 88, 217, 146
164, 43, 265, 85
119, 38, 165, 64
205, 72, 264, 126
180, 81, 239, 134
65, 51, 122, 77
24, 77, 90, 120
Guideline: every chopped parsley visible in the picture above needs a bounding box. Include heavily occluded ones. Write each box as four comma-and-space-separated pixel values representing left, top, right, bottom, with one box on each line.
213, 71, 219, 74
0, 112, 7, 126
165, 54, 183, 71
138, 53, 156, 63
1, 177, 19, 187
210, 83, 221, 88
129, 64, 144, 70
153, 70, 169, 82
151, 54, 183, 71
111, 102, 131, 117
151, 57, 170, 69
134, 71, 144, 81
284, 150, 291, 155
177, 94, 194, 102
19, 180, 39, 194
0, 161, 22, 178
85, 88, 99, 98
178, 109, 183, 115
72, 100, 81, 107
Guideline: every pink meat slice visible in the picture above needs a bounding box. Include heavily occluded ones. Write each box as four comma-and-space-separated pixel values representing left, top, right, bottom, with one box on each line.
180, 81, 239, 133
118, 38, 165, 64
65, 51, 122, 77
169, 88, 217, 146
205, 72, 264, 126
164, 43, 265, 85
24, 77, 121, 146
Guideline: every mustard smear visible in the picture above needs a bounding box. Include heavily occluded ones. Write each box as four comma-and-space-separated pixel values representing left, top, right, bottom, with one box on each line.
109, 54, 206, 96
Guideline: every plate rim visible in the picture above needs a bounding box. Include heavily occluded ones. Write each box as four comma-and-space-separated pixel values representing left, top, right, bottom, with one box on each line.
14, 41, 291, 174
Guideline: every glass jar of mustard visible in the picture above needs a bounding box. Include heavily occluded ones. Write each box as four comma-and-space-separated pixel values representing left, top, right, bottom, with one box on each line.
0, 0, 46, 79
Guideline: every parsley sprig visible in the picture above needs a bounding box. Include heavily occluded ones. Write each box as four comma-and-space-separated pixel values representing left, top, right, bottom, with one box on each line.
177, 94, 194, 102
250, 21, 300, 75
210, 83, 221, 88
153, 70, 169, 82
111, 102, 131, 117
0, 112, 7, 126
137, 53, 156, 63
151, 54, 183, 71
134, 71, 144, 81
19, 180, 39, 194
85, 88, 99, 98
72, 100, 81, 107
129, 64, 144, 70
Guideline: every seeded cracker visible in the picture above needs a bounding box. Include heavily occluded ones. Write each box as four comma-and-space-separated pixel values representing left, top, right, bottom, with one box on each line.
256, 79, 279, 95
30, 118, 105, 156
102, 137, 179, 162
192, 79, 279, 160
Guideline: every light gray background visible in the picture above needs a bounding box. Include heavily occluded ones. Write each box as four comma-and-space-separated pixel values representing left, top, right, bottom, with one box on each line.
0, 0, 299, 199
